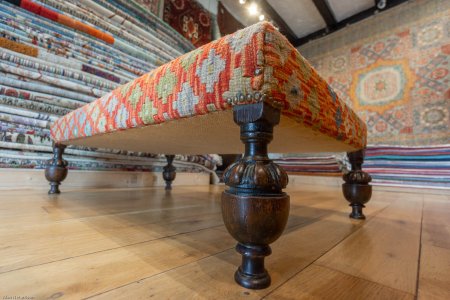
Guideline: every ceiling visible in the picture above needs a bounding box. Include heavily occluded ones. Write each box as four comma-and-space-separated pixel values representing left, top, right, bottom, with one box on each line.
220, 0, 405, 47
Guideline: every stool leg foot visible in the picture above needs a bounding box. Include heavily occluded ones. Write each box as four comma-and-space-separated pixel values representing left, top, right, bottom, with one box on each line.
342, 150, 372, 220
163, 155, 176, 190
45, 143, 68, 194
349, 203, 366, 220
235, 243, 271, 289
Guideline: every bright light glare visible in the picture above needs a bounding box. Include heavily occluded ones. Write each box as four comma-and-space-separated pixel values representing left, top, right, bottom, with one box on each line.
248, 3, 258, 15
239, 0, 246, 4
259, 14, 265, 21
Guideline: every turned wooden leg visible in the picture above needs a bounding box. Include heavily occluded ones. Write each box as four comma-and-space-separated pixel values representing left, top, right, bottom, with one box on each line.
45, 143, 68, 194
163, 155, 176, 190
222, 102, 289, 289
342, 149, 372, 219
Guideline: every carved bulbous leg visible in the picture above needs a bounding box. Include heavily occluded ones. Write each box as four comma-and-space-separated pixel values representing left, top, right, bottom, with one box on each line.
163, 155, 176, 190
222, 102, 289, 289
45, 143, 68, 194
342, 150, 372, 219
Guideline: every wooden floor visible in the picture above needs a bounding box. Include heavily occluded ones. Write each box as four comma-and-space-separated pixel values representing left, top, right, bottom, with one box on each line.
0, 184, 449, 299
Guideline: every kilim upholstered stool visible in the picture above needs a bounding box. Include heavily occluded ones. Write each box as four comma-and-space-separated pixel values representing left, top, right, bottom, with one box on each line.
45, 22, 372, 289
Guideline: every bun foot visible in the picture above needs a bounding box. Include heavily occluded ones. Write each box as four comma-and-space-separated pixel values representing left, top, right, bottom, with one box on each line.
349, 203, 366, 220
48, 183, 61, 195
234, 243, 271, 289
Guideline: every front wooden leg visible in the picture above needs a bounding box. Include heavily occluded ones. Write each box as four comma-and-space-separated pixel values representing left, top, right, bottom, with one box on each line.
45, 143, 68, 194
163, 155, 176, 190
342, 150, 372, 219
222, 102, 289, 289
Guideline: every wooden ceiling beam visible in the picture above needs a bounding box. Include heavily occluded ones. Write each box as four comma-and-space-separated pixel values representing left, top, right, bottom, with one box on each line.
312, 0, 337, 28
294, 0, 409, 47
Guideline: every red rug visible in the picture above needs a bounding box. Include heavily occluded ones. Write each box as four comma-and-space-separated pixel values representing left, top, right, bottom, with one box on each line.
217, 1, 243, 36
163, 0, 212, 47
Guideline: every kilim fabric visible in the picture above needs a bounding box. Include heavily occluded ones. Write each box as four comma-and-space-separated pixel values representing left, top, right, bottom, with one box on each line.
43, 0, 188, 60
299, 0, 450, 146
83, 0, 193, 53
0, 85, 85, 110
5, 0, 190, 63
81, 65, 122, 84
163, 0, 212, 47
0, 37, 38, 57
132, 0, 162, 16
51, 22, 367, 150
6, 0, 115, 44
0, 0, 217, 172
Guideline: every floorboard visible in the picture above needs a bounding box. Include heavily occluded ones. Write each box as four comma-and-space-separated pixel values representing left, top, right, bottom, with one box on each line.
0, 185, 448, 299
315, 192, 423, 294
418, 194, 450, 299
265, 264, 414, 300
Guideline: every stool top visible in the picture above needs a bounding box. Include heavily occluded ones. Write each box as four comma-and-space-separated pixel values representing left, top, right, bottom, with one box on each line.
51, 22, 366, 154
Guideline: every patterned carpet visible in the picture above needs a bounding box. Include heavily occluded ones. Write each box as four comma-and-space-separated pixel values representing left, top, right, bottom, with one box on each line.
163, 0, 212, 47
300, 0, 449, 146
281, 0, 450, 189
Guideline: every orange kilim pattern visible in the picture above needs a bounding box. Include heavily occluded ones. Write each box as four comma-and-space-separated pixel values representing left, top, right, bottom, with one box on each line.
51, 22, 367, 149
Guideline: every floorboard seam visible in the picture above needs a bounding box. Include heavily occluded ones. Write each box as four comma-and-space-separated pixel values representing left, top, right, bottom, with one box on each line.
82, 247, 235, 299
315, 263, 416, 297
420, 243, 450, 251
414, 196, 425, 300
260, 204, 392, 299
0, 224, 224, 275
73, 205, 217, 221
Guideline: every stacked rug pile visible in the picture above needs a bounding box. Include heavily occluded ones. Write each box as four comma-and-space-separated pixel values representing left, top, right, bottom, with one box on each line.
269, 153, 347, 176
363, 145, 450, 189
270, 146, 450, 190
0, 0, 220, 174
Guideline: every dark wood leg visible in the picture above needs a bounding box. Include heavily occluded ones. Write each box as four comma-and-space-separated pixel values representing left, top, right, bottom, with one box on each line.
222, 102, 289, 289
342, 149, 372, 219
45, 143, 68, 194
163, 155, 176, 190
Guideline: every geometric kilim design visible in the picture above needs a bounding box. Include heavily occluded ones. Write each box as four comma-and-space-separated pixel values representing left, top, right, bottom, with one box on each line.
50, 22, 367, 150
300, 0, 450, 146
